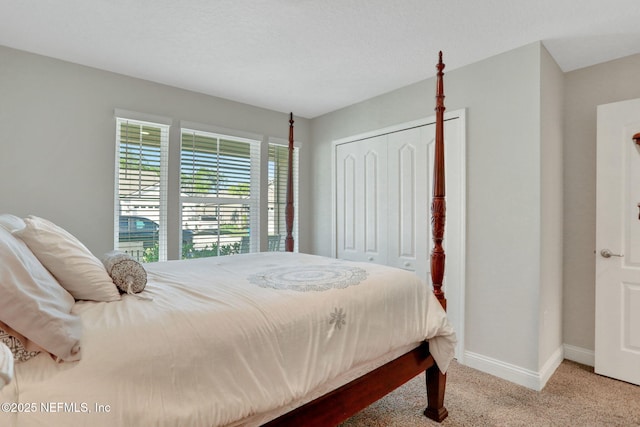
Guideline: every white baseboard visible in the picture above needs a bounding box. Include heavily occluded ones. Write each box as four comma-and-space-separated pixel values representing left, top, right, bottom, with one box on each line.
563, 344, 594, 367
463, 346, 563, 391
539, 346, 564, 388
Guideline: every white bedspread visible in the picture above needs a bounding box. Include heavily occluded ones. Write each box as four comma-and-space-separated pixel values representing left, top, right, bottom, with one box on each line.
0, 252, 455, 427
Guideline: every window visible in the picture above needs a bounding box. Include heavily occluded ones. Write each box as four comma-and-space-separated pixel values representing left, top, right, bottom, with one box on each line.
268, 142, 299, 252
115, 118, 169, 262
114, 113, 298, 261
180, 129, 260, 258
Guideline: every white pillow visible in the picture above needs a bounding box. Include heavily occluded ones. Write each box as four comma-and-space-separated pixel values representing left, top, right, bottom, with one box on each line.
14, 216, 120, 302
0, 214, 26, 233
0, 227, 82, 362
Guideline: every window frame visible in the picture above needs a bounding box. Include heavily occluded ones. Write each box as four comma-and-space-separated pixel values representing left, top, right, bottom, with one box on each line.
114, 111, 171, 262
267, 137, 300, 253
179, 126, 261, 258
113, 113, 300, 261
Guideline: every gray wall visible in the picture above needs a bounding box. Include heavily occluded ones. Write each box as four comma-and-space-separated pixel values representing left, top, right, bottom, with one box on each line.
0, 45, 312, 257
310, 42, 562, 376
563, 53, 640, 352
309, 44, 640, 374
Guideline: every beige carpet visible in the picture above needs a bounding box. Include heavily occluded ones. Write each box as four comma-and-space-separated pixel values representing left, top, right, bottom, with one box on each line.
340, 360, 640, 426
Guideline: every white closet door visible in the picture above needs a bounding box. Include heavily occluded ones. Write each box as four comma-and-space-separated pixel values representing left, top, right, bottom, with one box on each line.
336, 135, 387, 264
387, 126, 430, 277
334, 114, 465, 360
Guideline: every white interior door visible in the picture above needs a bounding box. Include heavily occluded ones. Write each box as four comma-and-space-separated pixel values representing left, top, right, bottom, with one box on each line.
595, 97, 640, 386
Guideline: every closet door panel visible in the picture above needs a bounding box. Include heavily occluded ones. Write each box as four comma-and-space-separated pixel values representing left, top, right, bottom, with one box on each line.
336, 136, 387, 263
341, 153, 358, 252
388, 126, 431, 278
364, 149, 380, 254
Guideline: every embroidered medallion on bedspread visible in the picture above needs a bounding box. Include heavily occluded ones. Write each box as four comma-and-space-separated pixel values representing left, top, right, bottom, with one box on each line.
248, 264, 368, 291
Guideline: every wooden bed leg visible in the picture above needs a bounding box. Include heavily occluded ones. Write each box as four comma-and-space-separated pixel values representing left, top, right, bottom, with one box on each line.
424, 363, 448, 422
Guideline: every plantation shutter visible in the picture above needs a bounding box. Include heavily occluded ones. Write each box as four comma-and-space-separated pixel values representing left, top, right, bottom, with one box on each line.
115, 118, 169, 262
180, 129, 260, 258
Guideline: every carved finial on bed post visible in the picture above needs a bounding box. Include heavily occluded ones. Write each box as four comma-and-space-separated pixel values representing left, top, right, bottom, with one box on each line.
431, 51, 447, 311
285, 112, 295, 252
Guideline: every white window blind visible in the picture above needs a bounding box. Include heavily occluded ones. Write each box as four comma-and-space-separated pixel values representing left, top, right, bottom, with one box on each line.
180, 129, 260, 258
115, 118, 169, 262
268, 143, 299, 252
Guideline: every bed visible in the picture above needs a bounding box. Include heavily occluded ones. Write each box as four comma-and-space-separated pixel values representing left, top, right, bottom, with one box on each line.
0, 52, 455, 427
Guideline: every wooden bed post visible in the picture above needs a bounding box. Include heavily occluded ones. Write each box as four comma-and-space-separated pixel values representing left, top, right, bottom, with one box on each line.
431, 51, 447, 311
285, 112, 295, 252
267, 56, 451, 427
424, 51, 448, 423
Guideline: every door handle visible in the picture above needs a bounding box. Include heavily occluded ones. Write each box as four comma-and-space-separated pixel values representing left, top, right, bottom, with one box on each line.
600, 249, 624, 258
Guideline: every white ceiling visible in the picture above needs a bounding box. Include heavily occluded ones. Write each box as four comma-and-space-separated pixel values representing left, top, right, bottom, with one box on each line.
1, 0, 639, 118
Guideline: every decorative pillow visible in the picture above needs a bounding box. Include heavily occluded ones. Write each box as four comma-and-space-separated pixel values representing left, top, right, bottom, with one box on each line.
14, 216, 120, 302
102, 251, 148, 294
0, 227, 82, 362
0, 214, 25, 233
0, 326, 40, 363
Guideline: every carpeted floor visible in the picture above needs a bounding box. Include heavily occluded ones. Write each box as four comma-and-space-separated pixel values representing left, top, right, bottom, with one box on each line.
340, 359, 640, 426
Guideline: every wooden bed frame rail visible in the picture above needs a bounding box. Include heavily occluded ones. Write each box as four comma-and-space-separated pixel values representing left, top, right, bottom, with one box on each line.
269, 51, 448, 426
263, 343, 441, 426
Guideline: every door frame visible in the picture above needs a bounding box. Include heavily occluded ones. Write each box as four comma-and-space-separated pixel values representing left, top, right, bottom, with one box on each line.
330, 109, 467, 361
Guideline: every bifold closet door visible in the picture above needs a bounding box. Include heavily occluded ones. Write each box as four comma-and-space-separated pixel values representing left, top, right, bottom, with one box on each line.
336, 135, 388, 264
335, 116, 465, 359
387, 126, 430, 278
